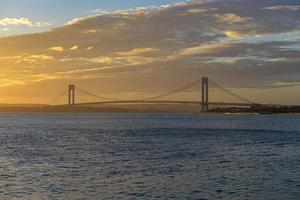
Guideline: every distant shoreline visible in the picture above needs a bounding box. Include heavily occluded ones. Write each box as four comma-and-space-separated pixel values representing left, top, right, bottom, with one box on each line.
0, 105, 299, 115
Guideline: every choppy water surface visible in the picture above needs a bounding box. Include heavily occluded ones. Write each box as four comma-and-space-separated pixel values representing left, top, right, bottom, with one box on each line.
0, 113, 299, 199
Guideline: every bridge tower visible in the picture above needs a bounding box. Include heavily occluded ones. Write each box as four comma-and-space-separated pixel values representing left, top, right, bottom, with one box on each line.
202, 77, 209, 112
68, 84, 75, 105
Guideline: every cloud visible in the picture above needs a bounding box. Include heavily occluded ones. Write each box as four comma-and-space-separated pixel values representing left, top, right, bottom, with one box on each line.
0, 17, 52, 27
93, 8, 109, 15
49, 46, 64, 52
0, 18, 34, 26
66, 17, 86, 25
185, 8, 208, 14
223, 31, 243, 39
70, 45, 79, 50
0, 28, 10, 32
84, 29, 98, 34
36, 21, 52, 27
159, 4, 172, 9
15, 54, 54, 64
91, 57, 116, 64
214, 13, 252, 24
263, 5, 300, 11
172, 42, 231, 58
0, 0, 299, 104
115, 48, 160, 56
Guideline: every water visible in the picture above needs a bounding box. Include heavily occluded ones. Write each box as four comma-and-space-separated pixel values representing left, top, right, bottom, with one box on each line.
0, 113, 299, 199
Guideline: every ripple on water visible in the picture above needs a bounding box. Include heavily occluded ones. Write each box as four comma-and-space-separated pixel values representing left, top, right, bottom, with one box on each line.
0, 114, 299, 199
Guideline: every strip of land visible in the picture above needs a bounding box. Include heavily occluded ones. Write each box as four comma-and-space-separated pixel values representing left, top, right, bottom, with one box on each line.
0, 104, 299, 114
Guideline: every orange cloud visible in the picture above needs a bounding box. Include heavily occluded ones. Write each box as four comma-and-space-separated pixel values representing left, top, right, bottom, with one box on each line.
49, 46, 64, 52
214, 13, 251, 24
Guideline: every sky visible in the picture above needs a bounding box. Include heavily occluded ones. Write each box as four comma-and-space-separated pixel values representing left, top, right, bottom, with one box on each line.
0, 0, 183, 37
0, 0, 299, 104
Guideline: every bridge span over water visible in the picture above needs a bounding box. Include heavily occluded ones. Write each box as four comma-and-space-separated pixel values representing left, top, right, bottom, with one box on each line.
47, 77, 288, 112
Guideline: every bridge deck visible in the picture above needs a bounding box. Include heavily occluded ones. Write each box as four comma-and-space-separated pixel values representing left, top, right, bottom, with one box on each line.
72, 100, 254, 107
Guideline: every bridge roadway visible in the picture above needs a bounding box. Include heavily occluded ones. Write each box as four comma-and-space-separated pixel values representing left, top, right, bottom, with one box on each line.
71, 100, 254, 107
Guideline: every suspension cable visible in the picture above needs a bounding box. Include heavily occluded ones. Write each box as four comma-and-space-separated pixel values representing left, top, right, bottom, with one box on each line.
76, 87, 120, 101
209, 80, 255, 104
139, 79, 203, 101
46, 87, 68, 105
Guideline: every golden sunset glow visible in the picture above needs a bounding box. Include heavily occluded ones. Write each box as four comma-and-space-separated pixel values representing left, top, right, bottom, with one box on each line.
0, 0, 299, 105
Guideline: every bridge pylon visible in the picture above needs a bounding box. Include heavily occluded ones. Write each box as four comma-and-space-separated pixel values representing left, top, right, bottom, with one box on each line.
68, 84, 75, 105
202, 77, 209, 112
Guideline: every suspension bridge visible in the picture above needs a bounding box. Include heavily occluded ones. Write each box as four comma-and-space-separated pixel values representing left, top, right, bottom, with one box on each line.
46, 77, 263, 112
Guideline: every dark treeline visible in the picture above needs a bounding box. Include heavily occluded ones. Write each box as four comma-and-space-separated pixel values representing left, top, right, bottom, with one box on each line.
210, 105, 300, 114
